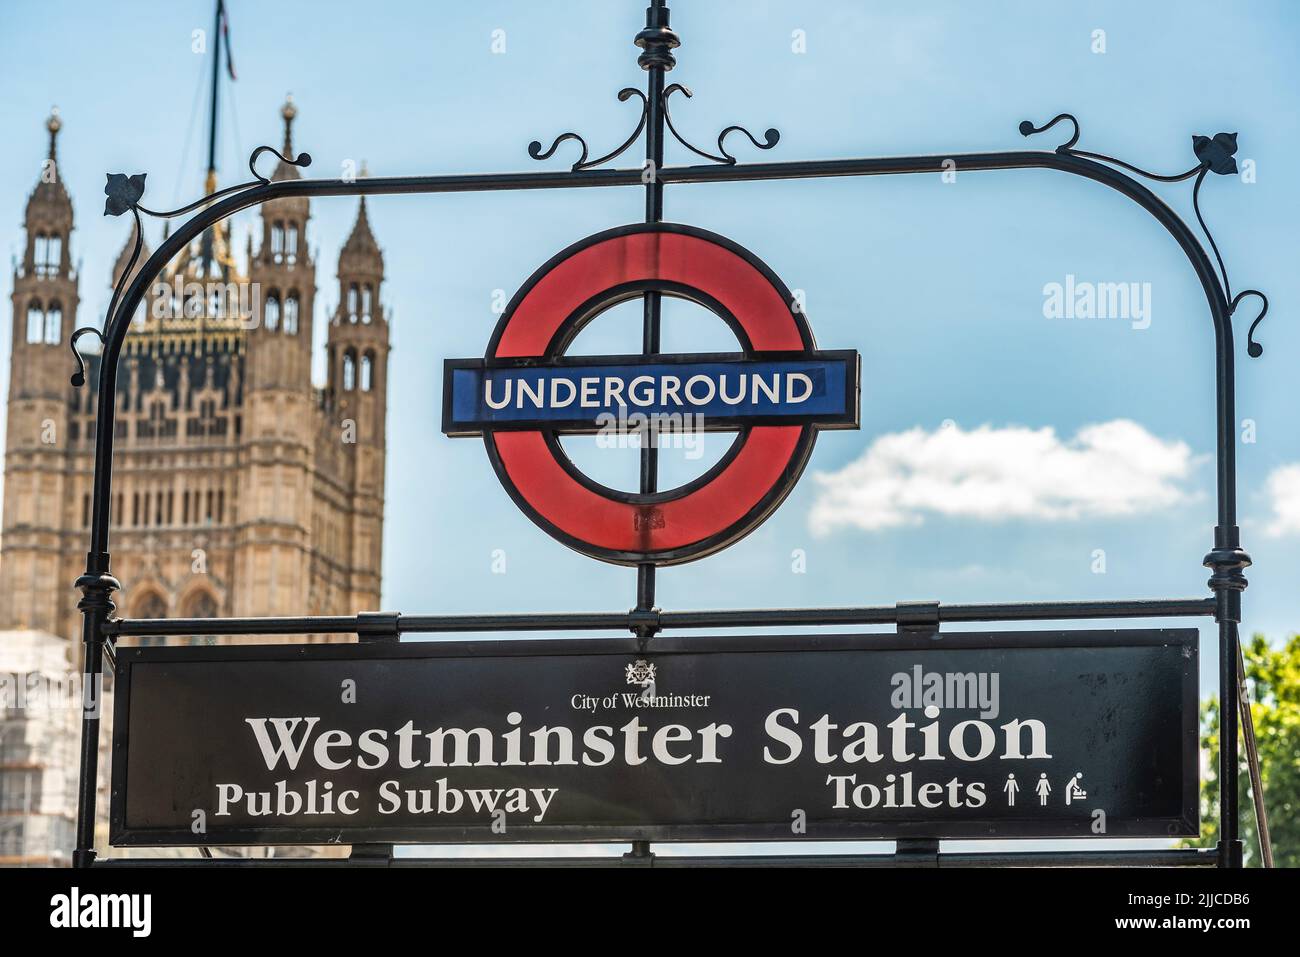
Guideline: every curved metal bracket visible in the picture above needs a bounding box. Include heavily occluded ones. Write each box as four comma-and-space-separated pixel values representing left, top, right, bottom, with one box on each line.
1020, 114, 1268, 356
526, 82, 780, 171
88, 200, 144, 382
1232, 290, 1269, 358
248, 144, 313, 184
528, 88, 649, 171
78, 143, 314, 388
1018, 114, 1080, 152
69, 327, 106, 387
132, 145, 312, 220
661, 84, 779, 165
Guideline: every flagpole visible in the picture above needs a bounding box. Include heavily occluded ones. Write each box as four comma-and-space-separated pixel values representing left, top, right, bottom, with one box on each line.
205, 0, 223, 197
199, 0, 225, 275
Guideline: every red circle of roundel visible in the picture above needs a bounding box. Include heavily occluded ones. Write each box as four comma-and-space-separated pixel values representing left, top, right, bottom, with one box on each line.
483, 223, 818, 566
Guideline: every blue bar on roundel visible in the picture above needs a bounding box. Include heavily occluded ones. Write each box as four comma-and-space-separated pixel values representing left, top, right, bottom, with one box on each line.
442, 351, 859, 436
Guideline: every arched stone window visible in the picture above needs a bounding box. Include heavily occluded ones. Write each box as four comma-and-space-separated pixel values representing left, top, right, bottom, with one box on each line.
44, 302, 62, 345
26, 301, 43, 343
271, 221, 284, 263
185, 591, 219, 619
360, 352, 373, 392
134, 592, 167, 620
286, 223, 299, 265
183, 590, 219, 646
347, 283, 359, 322
265, 292, 280, 331
134, 591, 168, 646
34, 234, 61, 276
342, 351, 357, 391
361, 284, 372, 323
284, 292, 300, 335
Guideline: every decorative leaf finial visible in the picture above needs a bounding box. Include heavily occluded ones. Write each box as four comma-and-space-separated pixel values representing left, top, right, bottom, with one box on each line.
1018, 116, 1266, 359
103, 173, 146, 217
1192, 132, 1239, 175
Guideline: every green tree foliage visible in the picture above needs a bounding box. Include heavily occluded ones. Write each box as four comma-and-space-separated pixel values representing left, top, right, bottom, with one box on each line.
1183, 633, 1300, 866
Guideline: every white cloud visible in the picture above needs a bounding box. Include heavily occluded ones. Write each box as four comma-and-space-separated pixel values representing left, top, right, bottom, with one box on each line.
1263, 464, 1300, 537
809, 420, 1198, 535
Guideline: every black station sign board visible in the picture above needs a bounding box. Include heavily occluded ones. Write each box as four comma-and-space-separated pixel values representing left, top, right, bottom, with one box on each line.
110, 629, 1197, 846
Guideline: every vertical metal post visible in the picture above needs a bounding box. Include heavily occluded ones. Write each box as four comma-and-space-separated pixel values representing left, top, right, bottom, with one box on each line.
72, 558, 119, 869
627, 0, 678, 865
633, 0, 676, 620
348, 612, 401, 865
895, 603, 940, 863
1205, 523, 1249, 868
1218, 620, 1241, 866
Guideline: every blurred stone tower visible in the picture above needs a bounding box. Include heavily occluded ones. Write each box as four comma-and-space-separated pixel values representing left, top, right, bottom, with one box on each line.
324, 184, 389, 612
235, 98, 321, 618
2, 110, 80, 635
0, 102, 390, 642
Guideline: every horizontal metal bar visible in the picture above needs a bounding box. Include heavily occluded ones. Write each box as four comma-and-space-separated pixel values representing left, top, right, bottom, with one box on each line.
659, 598, 1216, 629
106, 152, 1059, 213
138, 149, 1132, 205
102, 597, 1215, 637
658, 151, 1049, 185
103, 615, 362, 636
398, 612, 633, 632
91, 848, 1216, 868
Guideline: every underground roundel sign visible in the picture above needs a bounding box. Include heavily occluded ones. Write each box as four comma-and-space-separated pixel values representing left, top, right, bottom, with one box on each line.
442, 223, 860, 565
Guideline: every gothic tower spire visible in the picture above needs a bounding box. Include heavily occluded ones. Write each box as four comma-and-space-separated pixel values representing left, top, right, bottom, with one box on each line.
272, 94, 304, 181
23, 108, 74, 277
327, 174, 389, 611
282, 92, 295, 156
46, 105, 61, 162
234, 99, 318, 618
1, 110, 82, 633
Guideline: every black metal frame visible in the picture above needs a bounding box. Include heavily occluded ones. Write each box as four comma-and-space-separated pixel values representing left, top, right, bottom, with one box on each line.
70, 1, 1264, 867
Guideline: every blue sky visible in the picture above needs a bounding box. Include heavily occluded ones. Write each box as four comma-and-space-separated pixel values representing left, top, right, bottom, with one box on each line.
1, 2, 1297, 855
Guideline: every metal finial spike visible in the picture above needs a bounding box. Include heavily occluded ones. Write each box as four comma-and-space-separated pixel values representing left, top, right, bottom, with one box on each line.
635, 1, 680, 72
